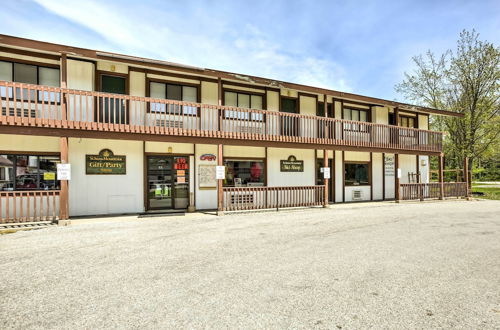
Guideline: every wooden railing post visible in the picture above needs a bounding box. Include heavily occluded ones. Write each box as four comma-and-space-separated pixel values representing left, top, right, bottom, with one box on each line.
395, 153, 400, 203
0, 80, 445, 153
217, 144, 224, 216
439, 153, 444, 200
59, 137, 70, 223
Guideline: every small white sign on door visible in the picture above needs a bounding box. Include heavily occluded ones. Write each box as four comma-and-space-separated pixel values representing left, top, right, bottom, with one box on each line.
57, 163, 71, 180
397, 168, 402, 179
215, 166, 225, 180
322, 167, 331, 179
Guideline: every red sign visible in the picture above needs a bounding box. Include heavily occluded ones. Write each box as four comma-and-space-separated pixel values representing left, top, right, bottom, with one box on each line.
200, 154, 216, 161
174, 157, 189, 170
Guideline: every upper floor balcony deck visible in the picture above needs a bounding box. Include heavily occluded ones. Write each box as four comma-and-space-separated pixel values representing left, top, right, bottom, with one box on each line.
0, 81, 443, 154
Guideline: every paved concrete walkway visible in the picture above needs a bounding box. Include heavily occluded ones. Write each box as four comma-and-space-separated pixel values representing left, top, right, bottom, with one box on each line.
1, 200, 499, 329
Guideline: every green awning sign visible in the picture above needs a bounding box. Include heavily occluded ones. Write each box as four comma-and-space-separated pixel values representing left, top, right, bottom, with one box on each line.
86, 149, 126, 175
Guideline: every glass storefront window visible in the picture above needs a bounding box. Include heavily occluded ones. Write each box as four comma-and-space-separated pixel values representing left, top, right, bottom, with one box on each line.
223, 159, 265, 187
345, 163, 370, 186
0, 154, 60, 191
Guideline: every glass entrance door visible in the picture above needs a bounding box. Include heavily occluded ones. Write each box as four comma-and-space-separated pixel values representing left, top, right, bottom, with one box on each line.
147, 156, 190, 210
316, 158, 334, 203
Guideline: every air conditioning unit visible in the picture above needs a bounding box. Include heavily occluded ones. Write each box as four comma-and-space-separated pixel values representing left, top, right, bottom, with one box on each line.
352, 190, 363, 200
238, 125, 262, 134
230, 193, 254, 205
2, 107, 37, 118
155, 119, 183, 128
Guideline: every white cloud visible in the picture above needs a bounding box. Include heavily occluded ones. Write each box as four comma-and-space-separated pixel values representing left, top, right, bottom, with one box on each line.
33, 0, 351, 92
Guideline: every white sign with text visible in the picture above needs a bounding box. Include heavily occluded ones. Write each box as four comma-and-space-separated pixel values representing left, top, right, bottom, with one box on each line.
57, 163, 71, 180
215, 166, 225, 180
322, 167, 331, 179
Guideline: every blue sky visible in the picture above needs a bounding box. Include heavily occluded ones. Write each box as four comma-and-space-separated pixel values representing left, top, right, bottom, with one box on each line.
1, 0, 499, 102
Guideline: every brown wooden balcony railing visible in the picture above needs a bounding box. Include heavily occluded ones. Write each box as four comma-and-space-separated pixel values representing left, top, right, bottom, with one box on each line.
0, 81, 443, 152
223, 185, 325, 211
0, 190, 60, 223
399, 183, 468, 201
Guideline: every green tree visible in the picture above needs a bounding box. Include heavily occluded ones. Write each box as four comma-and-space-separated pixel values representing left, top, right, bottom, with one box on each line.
396, 30, 500, 174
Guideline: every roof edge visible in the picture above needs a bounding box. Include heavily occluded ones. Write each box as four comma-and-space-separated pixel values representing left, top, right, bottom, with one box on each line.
0, 34, 463, 118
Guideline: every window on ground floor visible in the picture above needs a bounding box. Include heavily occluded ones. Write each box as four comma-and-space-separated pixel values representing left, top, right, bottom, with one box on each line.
223, 159, 265, 187
345, 162, 370, 186
0, 154, 60, 191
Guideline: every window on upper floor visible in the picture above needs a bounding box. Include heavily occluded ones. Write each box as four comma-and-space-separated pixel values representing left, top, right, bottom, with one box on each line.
149, 81, 198, 115
280, 97, 299, 136
281, 97, 298, 113
399, 115, 416, 128
343, 107, 369, 122
0, 61, 60, 86
343, 107, 370, 132
317, 102, 334, 117
0, 61, 60, 103
224, 91, 264, 121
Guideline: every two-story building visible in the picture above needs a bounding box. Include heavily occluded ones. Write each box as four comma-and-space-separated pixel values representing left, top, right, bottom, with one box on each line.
0, 35, 467, 223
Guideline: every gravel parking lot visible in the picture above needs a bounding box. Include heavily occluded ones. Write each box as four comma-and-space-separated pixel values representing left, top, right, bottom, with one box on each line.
1, 200, 499, 329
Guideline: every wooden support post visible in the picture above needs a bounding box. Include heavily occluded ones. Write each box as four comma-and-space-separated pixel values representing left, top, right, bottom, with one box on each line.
217, 144, 224, 216
217, 77, 222, 106
60, 53, 68, 89
439, 153, 444, 200
217, 77, 222, 131
59, 137, 70, 223
60, 53, 68, 122
464, 156, 471, 200
323, 149, 329, 208
395, 153, 400, 203
323, 97, 329, 208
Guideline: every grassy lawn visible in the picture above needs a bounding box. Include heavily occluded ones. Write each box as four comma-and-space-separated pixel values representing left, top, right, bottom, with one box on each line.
472, 184, 500, 200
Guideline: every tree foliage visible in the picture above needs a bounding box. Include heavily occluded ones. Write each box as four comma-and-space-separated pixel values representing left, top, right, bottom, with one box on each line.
396, 30, 500, 172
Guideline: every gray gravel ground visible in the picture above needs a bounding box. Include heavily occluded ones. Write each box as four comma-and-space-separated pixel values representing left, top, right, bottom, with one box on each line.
1, 200, 499, 329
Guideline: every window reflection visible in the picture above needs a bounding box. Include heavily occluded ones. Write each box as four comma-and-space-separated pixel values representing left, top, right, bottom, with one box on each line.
0, 154, 60, 191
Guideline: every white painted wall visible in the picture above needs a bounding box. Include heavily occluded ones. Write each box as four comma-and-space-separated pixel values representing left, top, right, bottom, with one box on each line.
266, 91, 279, 111
67, 59, 94, 91
418, 155, 430, 183
344, 151, 370, 162
267, 148, 315, 187
0, 134, 60, 152
399, 154, 417, 184
194, 144, 217, 210
223, 146, 265, 158
96, 61, 128, 74
130, 71, 146, 97
201, 81, 218, 104
145, 142, 194, 154
372, 153, 383, 200
373, 106, 389, 124
68, 138, 144, 216
418, 114, 429, 130
345, 186, 371, 202
335, 151, 343, 202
